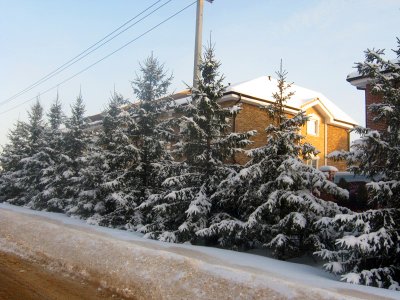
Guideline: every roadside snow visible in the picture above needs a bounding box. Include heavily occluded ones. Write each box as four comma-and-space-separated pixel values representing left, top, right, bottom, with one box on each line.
0, 203, 398, 299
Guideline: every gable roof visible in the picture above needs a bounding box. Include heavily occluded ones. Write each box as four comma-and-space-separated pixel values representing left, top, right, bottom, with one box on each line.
222, 76, 357, 128
87, 76, 357, 129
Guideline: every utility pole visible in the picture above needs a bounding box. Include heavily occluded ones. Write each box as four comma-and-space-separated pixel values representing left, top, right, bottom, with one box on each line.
193, 0, 204, 89
193, 0, 213, 89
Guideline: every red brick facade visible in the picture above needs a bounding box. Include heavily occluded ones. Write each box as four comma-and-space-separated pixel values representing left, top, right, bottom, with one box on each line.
365, 84, 387, 132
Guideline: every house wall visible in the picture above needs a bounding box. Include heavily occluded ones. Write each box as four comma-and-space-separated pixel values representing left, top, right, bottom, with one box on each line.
220, 101, 273, 164
301, 107, 326, 167
221, 101, 350, 170
326, 125, 349, 171
365, 84, 386, 131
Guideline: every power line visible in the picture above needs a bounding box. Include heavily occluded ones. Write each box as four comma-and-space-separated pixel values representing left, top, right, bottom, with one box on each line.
0, 0, 169, 106
0, 1, 197, 116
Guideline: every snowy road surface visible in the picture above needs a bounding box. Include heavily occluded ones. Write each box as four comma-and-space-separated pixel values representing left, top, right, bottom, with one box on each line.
0, 250, 126, 300
0, 203, 398, 299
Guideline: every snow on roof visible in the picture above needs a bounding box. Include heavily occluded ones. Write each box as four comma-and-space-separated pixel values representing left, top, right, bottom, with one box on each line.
224, 76, 357, 126
170, 95, 191, 107
86, 77, 357, 128
347, 59, 400, 89
319, 165, 339, 172
347, 59, 400, 81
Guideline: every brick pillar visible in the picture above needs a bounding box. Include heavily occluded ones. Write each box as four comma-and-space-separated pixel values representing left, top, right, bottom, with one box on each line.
365, 84, 387, 131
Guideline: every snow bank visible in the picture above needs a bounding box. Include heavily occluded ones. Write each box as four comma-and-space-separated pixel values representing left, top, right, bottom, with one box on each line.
0, 203, 398, 299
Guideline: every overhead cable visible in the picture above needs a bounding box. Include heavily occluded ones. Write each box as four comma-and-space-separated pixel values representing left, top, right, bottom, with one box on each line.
0, 1, 197, 115
0, 0, 170, 106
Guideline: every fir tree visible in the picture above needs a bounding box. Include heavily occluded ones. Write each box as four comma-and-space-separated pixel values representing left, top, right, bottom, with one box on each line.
200, 64, 348, 257
0, 100, 50, 207
18, 100, 51, 206
141, 44, 254, 243
0, 120, 30, 204
96, 92, 139, 226
317, 39, 400, 290
121, 53, 175, 229
31, 96, 66, 210
69, 131, 103, 219
64, 93, 88, 161
131, 52, 173, 103
77, 92, 140, 226
52, 93, 90, 212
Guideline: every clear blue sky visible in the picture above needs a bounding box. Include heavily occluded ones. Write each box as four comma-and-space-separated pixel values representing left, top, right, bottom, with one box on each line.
0, 0, 399, 146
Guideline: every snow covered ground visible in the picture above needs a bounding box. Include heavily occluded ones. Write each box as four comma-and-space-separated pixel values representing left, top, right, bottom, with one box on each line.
0, 203, 398, 299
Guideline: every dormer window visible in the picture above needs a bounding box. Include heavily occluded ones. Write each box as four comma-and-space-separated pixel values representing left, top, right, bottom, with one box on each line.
307, 114, 319, 136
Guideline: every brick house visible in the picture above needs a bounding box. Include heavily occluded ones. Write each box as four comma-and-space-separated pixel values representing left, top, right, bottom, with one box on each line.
346, 71, 386, 131
171, 76, 356, 171
346, 59, 400, 132
223, 76, 356, 170
89, 76, 356, 171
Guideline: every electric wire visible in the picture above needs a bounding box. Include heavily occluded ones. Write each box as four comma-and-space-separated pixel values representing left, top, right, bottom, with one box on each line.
0, 1, 197, 116
0, 0, 168, 106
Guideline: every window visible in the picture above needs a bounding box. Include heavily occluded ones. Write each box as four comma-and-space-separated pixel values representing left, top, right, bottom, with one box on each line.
307, 115, 319, 136
305, 157, 319, 169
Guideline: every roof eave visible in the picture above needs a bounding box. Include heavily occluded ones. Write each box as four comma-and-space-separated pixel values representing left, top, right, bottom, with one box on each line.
223, 91, 357, 128
301, 98, 357, 128
346, 75, 369, 90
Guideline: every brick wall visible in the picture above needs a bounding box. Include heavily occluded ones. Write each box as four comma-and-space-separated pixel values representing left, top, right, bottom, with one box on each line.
326, 125, 349, 171
221, 101, 274, 164
301, 107, 325, 166
220, 101, 350, 170
365, 84, 387, 131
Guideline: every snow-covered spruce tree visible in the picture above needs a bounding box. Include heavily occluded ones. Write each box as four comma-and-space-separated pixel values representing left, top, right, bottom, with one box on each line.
50, 93, 90, 213
141, 44, 254, 243
200, 64, 349, 257
68, 129, 103, 219
30, 96, 66, 210
95, 92, 140, 226
16, 100, 54, 207
77, 92, 140, 226
316, 39, 400, 290
117, 53, 176, 229
0, 120, 30, 204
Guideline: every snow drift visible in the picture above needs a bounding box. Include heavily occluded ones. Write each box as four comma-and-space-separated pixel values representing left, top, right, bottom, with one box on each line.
0, 203, 398, 299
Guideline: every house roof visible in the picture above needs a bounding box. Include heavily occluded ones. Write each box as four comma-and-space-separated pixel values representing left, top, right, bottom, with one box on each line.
222, 76, 357, 128
87, 76, 357, 129
347, 59, 400, 90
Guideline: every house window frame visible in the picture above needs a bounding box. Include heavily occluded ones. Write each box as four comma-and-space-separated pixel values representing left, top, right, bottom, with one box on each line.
305, 156, 319, 169
307, 114, 320, 136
